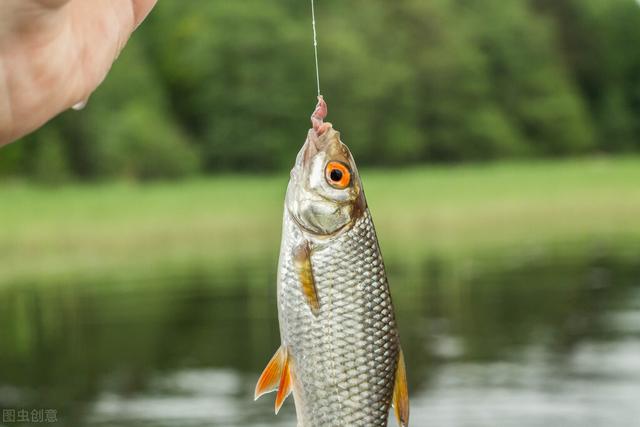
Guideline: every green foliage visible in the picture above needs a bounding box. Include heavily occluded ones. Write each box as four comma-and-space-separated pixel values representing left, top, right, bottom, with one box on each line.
28, 127, 71, 183
3, 0, 640, 179
85, 103, 198, 180
144, 1, 314, 171
0, 139, 27, 177
532, 0, 640, 151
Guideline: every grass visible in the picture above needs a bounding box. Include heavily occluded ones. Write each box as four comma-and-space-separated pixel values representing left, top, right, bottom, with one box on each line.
1, 157, 640, 285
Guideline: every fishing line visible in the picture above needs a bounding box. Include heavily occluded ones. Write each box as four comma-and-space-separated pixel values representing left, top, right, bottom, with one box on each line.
310, 0, 321, 96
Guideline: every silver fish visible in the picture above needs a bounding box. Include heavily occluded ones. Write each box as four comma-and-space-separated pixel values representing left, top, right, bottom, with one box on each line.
255, 97, 409, 427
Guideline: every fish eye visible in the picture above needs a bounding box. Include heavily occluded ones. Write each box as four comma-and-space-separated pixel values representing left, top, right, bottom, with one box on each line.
324, 161, 351, 189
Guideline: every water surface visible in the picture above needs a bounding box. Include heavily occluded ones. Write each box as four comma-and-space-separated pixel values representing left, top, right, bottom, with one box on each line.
0, 248, 638, 426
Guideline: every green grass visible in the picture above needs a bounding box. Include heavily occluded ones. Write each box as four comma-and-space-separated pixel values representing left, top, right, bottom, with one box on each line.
1, 157, 640, 285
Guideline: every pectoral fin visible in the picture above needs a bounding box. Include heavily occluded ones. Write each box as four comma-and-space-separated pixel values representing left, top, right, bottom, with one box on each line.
254, 346, 294, 415
293, 241, 320, 315
392, 347, 410, 427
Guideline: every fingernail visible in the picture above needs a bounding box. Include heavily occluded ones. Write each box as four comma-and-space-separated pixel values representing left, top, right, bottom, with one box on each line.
72, 100, 88, 111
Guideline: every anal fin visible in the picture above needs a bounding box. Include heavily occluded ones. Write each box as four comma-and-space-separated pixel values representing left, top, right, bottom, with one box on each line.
392, 347, 410, 426
293, 241, 320, 315
254, 346, 294, 415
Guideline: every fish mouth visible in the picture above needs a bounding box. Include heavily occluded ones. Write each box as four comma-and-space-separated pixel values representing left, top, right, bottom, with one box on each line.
301, 125, 341, 168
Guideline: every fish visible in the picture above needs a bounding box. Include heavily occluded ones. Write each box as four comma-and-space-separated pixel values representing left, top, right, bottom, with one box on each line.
255, 96, 409, 427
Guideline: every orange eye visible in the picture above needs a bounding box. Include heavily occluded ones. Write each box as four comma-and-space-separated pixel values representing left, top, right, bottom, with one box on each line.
325, 161, 351, 189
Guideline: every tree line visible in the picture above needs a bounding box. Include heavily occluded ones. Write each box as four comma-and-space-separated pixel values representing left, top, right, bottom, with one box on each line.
1, 0, 639, 180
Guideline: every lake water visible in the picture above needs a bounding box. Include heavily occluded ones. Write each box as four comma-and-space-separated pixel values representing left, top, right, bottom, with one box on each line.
0, 247, 639, 427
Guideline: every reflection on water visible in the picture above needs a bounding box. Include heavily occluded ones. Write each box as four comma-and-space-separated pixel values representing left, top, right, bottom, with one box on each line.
0, 248, 639, 427
90, 370, 295, 427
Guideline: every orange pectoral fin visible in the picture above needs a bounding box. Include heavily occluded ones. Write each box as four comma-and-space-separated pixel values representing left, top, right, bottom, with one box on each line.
392, 347, 410, 427
274, 350, 293, 414
255, 347, 286, 400
293, 241, 320, 315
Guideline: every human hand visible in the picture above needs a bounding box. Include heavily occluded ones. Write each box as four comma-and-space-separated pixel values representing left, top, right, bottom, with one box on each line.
0, 0, 157, 145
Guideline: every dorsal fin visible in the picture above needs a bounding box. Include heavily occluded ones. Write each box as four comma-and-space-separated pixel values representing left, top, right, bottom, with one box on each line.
392, 347, 410, 426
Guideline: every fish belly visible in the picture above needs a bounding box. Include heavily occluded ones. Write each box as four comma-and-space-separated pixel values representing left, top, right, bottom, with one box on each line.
277, 210, 399, 427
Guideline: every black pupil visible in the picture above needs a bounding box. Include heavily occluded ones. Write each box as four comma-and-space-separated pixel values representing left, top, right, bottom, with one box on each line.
330, 168, 343, 182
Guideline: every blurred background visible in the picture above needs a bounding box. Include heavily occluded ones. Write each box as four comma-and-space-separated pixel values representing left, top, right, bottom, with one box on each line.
1, 0, 640, 426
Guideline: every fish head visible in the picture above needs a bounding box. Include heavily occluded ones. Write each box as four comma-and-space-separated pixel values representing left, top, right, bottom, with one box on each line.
286, 98, 366, 236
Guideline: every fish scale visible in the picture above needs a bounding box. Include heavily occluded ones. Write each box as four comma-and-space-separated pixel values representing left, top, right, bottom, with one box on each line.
278, 209, 399, 427
254, 96, 407, 426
